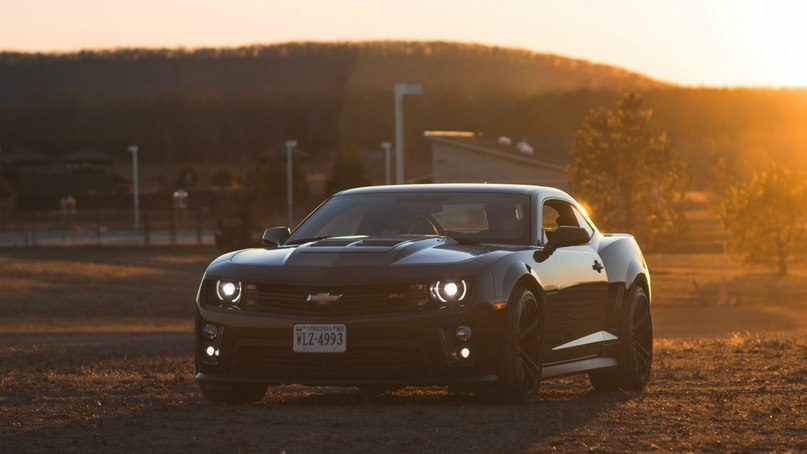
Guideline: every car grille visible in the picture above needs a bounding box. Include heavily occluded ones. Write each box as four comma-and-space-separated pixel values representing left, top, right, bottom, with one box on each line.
241, 283, 436, 316
232, 343, 430, 379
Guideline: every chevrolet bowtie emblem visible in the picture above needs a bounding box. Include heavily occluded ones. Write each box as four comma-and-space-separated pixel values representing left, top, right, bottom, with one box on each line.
306, 292, 343, 305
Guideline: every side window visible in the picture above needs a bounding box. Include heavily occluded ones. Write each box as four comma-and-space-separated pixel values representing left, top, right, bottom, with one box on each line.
542, 204, 560, 244
542, 199, 589, 243
571, 206, 595, 238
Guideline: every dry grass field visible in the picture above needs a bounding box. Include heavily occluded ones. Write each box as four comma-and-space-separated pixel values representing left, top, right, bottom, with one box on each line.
1, 204, 806, 452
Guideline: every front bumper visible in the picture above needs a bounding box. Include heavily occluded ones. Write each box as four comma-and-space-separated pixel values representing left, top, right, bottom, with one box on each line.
195, 302, 506, 387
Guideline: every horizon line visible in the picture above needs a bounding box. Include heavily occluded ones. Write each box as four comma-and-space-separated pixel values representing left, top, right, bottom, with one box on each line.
1, 39, 807, 91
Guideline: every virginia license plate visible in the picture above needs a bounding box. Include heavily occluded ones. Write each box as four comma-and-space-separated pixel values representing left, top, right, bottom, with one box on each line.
293, 324, 346, 353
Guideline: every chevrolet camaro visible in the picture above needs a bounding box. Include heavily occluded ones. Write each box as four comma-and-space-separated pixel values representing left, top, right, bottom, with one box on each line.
195, 184, 652, 403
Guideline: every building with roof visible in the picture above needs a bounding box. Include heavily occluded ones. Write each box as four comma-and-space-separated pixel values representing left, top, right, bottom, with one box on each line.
63, 148, 114, 173
424, 131, 570, 189
0, 148, 54, 174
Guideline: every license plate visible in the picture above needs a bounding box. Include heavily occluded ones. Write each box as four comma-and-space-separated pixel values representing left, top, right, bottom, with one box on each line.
293, 324, 346, 353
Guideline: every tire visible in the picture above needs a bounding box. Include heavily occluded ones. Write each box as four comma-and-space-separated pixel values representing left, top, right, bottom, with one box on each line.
496, 287, 543, 403
199, 382, 268, 404
589, 285, 653, 392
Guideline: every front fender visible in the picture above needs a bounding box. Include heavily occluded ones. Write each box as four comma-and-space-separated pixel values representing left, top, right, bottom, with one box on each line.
488, 250, 555, 305
597, 234, 651, 303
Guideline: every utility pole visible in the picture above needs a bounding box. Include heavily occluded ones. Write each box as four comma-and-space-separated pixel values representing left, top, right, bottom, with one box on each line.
381, 142, 392, 185
394, 83, 422, 184
285, 140, 297, 228
128, 145, 140, 229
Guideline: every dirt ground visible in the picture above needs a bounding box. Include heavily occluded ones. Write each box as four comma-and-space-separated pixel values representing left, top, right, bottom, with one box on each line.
1, 238, 806, 452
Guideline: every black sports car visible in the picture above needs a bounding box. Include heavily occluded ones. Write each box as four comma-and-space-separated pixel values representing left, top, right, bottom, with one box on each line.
195, 184, 652, 403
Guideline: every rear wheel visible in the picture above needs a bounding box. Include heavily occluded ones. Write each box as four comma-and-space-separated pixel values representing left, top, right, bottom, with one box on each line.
199, 382, 268, 404
496, 287, 543, 403
589, 285, 653, 391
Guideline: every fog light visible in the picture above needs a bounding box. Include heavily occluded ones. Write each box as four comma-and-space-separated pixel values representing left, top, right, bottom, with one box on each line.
456, 325, 472, 342
459, 347, 471, 359
205, 346, 216, 357
202, 324, 218, 341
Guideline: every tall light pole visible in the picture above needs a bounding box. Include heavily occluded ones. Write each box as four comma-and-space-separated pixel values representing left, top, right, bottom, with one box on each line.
128, 145, 140, 229
381, 142, 392, 185
285, 140, 297, 228
394, 83, 422, 184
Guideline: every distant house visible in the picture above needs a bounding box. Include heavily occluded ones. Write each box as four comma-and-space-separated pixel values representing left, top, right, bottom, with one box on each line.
0, 148, 54, 175
424, 131, 570, 189
0, 147, 124, 199
62, 148, 114, 173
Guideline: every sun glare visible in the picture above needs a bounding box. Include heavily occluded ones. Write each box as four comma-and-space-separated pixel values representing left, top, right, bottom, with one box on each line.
717, 1, 807, 87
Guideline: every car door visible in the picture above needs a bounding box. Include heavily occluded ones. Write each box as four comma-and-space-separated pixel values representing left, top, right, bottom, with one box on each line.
540, 198, 610, 363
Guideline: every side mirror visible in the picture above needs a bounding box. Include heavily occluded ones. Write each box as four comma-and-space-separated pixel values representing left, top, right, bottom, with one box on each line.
262, 226, 290, 248
533, 226, 590, 263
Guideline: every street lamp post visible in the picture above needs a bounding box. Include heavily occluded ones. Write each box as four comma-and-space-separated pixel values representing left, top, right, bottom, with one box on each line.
381, 142, 392, 185
285, 140, 297, 228
394, 83, 423, 184
128, 145, 140, 229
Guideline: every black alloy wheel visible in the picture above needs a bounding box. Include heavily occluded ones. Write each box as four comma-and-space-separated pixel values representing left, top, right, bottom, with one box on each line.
589, 285, 653, 391
631, 290, 653, 383
497, 287, 543, 403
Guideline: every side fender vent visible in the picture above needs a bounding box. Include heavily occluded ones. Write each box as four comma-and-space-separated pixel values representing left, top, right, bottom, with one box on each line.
607, 283, 626, 335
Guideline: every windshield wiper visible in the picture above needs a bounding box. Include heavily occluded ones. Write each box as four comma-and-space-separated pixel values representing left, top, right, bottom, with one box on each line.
285, 235, 333, 245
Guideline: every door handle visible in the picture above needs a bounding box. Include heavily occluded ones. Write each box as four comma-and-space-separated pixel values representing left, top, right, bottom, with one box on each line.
592, 260, 604, 273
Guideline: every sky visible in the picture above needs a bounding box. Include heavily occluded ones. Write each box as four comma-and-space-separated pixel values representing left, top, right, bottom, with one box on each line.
0, 0, 806, 87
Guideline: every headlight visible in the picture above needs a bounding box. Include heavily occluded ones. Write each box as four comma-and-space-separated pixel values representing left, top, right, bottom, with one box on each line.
429, 279, 468, 304
215, 280, 241, 304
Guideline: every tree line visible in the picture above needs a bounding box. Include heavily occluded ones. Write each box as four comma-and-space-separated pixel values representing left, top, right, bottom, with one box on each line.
0, 41, 663, 105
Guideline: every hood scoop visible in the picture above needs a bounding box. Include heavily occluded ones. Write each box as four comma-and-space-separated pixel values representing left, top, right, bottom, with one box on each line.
230, 235, 476, 267
354, 239, 407, 247
300, 237, 422, 253
309, 238, 358, 247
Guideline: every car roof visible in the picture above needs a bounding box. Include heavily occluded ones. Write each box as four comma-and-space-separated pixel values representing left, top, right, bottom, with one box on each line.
336, 183, 571, 200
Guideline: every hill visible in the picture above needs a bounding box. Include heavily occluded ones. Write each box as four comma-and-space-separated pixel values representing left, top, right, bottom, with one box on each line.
0, 41, 667, 105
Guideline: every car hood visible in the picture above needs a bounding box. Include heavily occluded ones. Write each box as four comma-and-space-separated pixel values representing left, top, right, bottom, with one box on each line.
204, 236, 530, 286
229, 237, 488, 268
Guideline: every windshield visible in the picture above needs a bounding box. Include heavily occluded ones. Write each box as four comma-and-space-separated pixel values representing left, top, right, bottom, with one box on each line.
289, 192, 531, 245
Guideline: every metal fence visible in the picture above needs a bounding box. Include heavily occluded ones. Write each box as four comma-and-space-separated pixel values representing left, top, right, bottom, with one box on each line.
0, 207, 214, 247
0, 203, 319, 248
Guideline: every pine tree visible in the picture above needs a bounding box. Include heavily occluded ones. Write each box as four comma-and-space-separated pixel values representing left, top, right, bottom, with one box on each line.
567, 92, 689, 247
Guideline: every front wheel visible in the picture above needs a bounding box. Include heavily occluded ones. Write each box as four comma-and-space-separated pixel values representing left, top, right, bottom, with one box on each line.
589, 285, 653, 391
199, 382, 268, 404
496, 287, 543, 403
